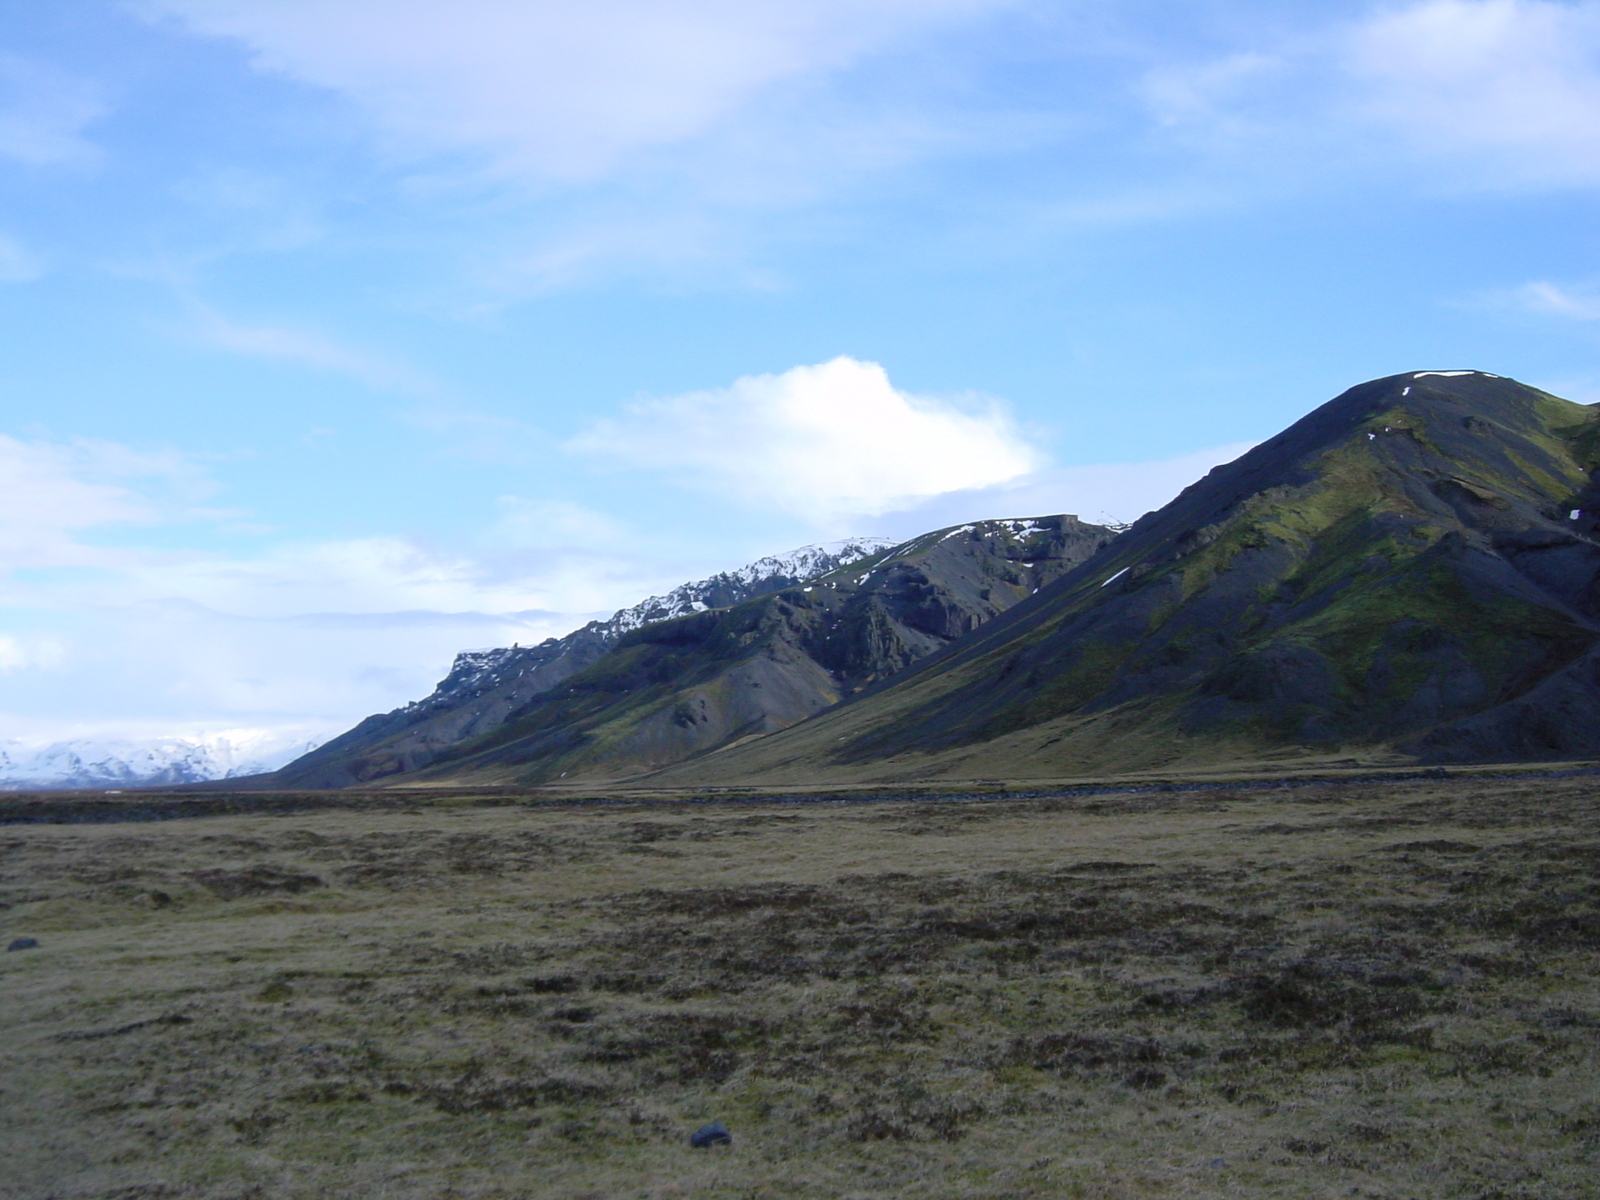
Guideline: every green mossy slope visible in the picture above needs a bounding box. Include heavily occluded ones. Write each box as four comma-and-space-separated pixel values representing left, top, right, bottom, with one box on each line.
652, 371, 1600, 784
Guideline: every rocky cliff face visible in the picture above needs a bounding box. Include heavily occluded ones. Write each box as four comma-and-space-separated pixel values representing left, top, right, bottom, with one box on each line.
647, 371, 1600, 785
269, 538, 895, 787
379, 515, 1117, 785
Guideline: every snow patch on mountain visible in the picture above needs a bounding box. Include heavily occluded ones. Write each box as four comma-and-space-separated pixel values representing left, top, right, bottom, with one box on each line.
600, 537, 895, 637
419, 538, 896, 705
0, 730, 322, 790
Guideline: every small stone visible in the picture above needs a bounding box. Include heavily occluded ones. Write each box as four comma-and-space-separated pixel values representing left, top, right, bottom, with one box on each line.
689, 1120, 732, 1148
6, 937, 39, 952
1208, 1158, 1227, 1168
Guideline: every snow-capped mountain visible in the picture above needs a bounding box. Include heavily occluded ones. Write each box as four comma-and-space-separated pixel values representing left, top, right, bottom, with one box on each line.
268, 537, 899, 786
430, 537, 896, 699
0, 732, 321, 791
599, 537, 897, 637
2, 540, 893, 793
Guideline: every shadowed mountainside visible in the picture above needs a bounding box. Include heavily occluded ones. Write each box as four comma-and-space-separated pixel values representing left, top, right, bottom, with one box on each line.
636, 370, 1600, 786
274, 517, 1114, 787
267, 538, 895, 789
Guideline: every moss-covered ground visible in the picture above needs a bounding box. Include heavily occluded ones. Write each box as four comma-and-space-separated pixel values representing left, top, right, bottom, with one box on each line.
4, 775, 1600, 1198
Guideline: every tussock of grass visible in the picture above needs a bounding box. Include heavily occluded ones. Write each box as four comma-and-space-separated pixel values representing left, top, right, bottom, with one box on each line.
4, 777, 1600, 1197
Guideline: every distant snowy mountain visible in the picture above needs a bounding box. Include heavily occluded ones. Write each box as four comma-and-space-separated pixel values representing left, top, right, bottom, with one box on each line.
0, 732, 322, 790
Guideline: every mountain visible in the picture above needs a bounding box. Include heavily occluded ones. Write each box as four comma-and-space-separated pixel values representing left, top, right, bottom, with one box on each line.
278, 516, 1117, 787
0, 733, 318, 790
633, 370, 1600, 786
268, 538, 896, 787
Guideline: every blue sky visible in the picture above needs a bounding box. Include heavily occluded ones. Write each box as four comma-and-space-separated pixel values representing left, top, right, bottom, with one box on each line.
4, 0, 1600, 756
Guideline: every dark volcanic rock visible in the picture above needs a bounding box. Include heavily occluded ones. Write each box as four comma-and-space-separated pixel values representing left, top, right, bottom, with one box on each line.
654, 370, 1600, 781
266, 540, 895, 788
403, 515, 1117, 784
7, 936, 39, 951
263, 518, 1115, 788
690, 1120, 732, 1148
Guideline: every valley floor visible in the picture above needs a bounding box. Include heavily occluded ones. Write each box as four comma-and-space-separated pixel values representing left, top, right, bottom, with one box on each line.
4, 775, 1600, 1199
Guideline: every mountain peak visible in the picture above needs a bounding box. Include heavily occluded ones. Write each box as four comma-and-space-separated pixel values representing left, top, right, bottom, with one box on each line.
641, 371, 1600, 784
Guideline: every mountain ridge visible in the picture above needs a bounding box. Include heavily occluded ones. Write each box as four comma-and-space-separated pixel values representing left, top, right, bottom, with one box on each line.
633, 369, 1600, 785
180, 368, 1600, 794
385, 514, 1117, 785
266, 536, 900, 787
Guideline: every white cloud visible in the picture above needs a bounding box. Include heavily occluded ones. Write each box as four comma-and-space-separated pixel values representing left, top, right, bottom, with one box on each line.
139, 0, 1009, 182
101, 0, 1600, 302
0, 54, 106, 167
399, 406, 550, 464
128, 1, 1062, 295
0, 430, 734, 747
0, 598, 583, 746
567, 357, 1043, 522
0, 634, 67, 673
0, 435, 673, 620
114, 534, 645, 620
871, 441, 1259, 536
1143, 51, 1290, 136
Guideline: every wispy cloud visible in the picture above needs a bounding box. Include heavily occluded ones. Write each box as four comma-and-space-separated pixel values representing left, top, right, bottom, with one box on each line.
0, 634, 67, 674
123, 0, 1600, 304
134, 0, 1042, 293
567, 357, 1043, 523
488, 498, 630, 550
185, 300, 438, 393
140, 0, 1012, 182
0, 232, 43, 282
0, 433, 218, 569
0, 431, 693, 743
1142, 0, 1600, 192
398, 406, 550, 464
1346, 0, 1600, 187
0, 53, 106, 167
1500, 279, 1600, 320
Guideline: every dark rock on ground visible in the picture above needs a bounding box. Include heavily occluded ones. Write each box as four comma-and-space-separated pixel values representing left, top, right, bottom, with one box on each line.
690, 1120, 732, 1148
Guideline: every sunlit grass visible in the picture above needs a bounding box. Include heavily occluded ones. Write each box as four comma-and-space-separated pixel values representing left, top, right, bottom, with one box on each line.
4, 776, 1600, 1197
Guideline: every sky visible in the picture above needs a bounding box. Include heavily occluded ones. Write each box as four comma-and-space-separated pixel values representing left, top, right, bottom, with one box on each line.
3, 0, 1600, 757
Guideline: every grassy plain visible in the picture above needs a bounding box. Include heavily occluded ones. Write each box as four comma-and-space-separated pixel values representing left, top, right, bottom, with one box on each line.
3, 774, 1600, 1199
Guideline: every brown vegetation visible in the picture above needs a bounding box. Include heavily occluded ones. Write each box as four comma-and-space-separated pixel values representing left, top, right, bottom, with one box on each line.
4, 774, 1600, 1197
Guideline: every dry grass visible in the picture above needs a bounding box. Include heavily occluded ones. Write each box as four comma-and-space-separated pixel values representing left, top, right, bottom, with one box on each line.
4, 776, 1600, 1199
